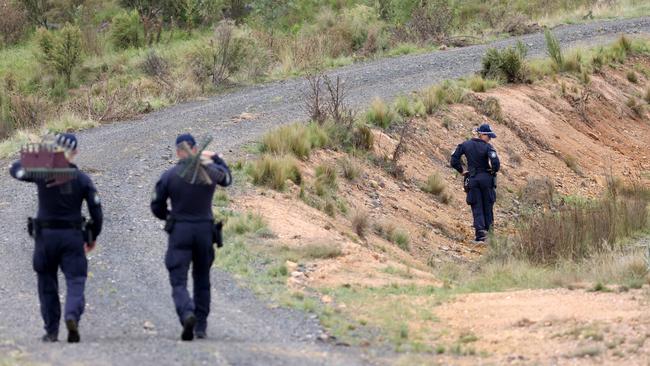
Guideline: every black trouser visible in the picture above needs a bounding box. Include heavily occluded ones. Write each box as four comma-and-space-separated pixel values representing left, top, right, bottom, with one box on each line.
33, 228, 87, 336
466, 173, 496, 240
165, 222, 215, 333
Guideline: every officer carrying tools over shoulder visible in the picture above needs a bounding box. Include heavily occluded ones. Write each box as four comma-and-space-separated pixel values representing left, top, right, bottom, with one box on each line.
9, 133, 103, 343
450, 124, 500, 243
151, 133, 232, 341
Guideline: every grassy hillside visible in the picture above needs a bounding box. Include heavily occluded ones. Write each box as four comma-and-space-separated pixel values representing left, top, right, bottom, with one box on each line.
0, 0, 649, 147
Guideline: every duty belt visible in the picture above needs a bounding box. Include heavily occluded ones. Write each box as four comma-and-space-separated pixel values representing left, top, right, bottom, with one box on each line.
34, 219, 83, 230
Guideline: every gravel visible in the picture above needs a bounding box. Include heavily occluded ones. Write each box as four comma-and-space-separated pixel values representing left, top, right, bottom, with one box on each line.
0, 17, 649, 365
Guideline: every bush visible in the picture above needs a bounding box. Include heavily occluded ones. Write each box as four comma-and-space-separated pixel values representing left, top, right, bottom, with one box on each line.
8, 93, 47, 130
351, 208, 369, 238
188, 20, 253, 87
0, 0, 28, 46
627, 97, 645, 118
36, 24, 84, 87
481, 42, 528, 83
110, 10, 143, 49
390, 229, 410, 251
626, 71, 638, 83
351, 124, 374, 150
421, 173, 445, 195
314, 163, 338, 196
645, 87, 650, 104
366, 97, 398, 128
247, 154, 302, 191
340, 157, 361, 181
544, 29, 563, 70
141, 50, 171, 80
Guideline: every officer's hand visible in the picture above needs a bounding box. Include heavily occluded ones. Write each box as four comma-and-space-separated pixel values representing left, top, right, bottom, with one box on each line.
462, 171, 469, 177
201, 150, 216, 158
84, 242, 96, 254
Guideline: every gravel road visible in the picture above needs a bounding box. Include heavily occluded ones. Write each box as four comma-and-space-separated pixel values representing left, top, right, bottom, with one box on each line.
1, 17, 649, 365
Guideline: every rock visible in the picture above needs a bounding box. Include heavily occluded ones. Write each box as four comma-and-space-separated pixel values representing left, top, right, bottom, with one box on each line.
286, 260, 298, 273
439, 44, 448, 50
143, 321, 155, 331
321, 295, 333, 303
369, 180, 379, 189
318, 333, 329, 341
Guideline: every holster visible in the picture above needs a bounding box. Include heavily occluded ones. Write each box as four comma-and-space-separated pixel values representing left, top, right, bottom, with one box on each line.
27, 217, 37, 238
213, 221, 223, 248
463, 175, 470, 193
82, 218, 94, 243
164, 217, 176, 234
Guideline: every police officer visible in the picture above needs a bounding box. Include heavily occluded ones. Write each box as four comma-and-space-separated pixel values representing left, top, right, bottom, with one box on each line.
9, 133, 103, 343
450, 124, 500, 242
151, 134, 232, 341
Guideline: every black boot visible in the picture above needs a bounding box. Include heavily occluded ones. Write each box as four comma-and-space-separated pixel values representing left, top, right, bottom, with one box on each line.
66, 319, 80, 343
195, 330, 207, 339
181, 314, 196, 341
41, 333, 58, 343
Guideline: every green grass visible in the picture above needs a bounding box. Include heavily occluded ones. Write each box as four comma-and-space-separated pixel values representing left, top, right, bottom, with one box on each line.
246, 154, 302, 191
366, 97, 398, 128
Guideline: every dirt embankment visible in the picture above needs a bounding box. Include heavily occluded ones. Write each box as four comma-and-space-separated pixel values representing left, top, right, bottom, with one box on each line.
232, 58, 650, 364
235, 57, 650, 286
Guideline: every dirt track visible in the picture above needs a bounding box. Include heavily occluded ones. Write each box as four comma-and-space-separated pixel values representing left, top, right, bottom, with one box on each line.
1, 17, 650, 365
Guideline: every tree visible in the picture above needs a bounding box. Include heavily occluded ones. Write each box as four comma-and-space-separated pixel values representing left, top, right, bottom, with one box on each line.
36, 24, 84, 87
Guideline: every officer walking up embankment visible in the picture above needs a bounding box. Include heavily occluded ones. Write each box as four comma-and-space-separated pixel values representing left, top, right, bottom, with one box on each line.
9, 133, 103, 343
151, 134, 231, 341
450, 124, 500, 243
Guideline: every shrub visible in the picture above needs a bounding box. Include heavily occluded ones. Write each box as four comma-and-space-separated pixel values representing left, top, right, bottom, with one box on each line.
390, 229, 410, 251
295, 243, 343, 260
247, 154, 302, 191
626, 71, 638, 83
627, 97, 645, 118
644, 87, 650, 104
563, 154, 581, 175
340, 157, 361, 181
224, 212, 267, 236
314, 163, 338, 196
110, 10, 143, 49
8, 93, 47, 130
544, 29, 563, 70
477, 97, 504, 123
141, 50, 170, 80
0, 0, 28, 46
36, 24, 84, 87
366, 97, 398, 128
421, 173, 446, 195
351, 124, 375, 150
188, 20, 252, 87
351, 208, 369, 238
481, 42, 528, 83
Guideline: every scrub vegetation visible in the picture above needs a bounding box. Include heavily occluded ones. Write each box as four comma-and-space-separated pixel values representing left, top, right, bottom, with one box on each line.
1, 0, 649, 150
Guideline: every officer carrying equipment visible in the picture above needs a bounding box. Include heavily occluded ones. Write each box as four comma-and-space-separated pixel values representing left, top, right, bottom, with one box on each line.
9, 133, 103, 343
151, 133, 232, 341
450, 124, 500, 243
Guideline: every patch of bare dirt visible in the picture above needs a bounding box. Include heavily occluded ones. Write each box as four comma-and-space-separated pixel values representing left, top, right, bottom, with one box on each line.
434, 288, 650, 365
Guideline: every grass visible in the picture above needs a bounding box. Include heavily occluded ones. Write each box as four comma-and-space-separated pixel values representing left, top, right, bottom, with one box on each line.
260, 123, 329, 159
366, 97, 398, 129
626, 70, 638, 83
421, 173, 446, 195
351, 209, 369, 238
45, 112, 97, 133
246, 154, 302, 191
339, 157, 361, 181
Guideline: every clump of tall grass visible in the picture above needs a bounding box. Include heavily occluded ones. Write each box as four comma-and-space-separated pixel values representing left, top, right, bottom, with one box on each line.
515, 181, 649, 265
366, 97, 399, 128
481, 42, 529, 83
260, 122, 329, 159
545, 29, 563, 70
247, 154, 302, 191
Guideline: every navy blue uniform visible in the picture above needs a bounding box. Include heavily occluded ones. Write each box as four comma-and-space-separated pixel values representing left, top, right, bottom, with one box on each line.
450, 138, 500, 241
151, 155, 231, 335
10, 161, 103, 337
